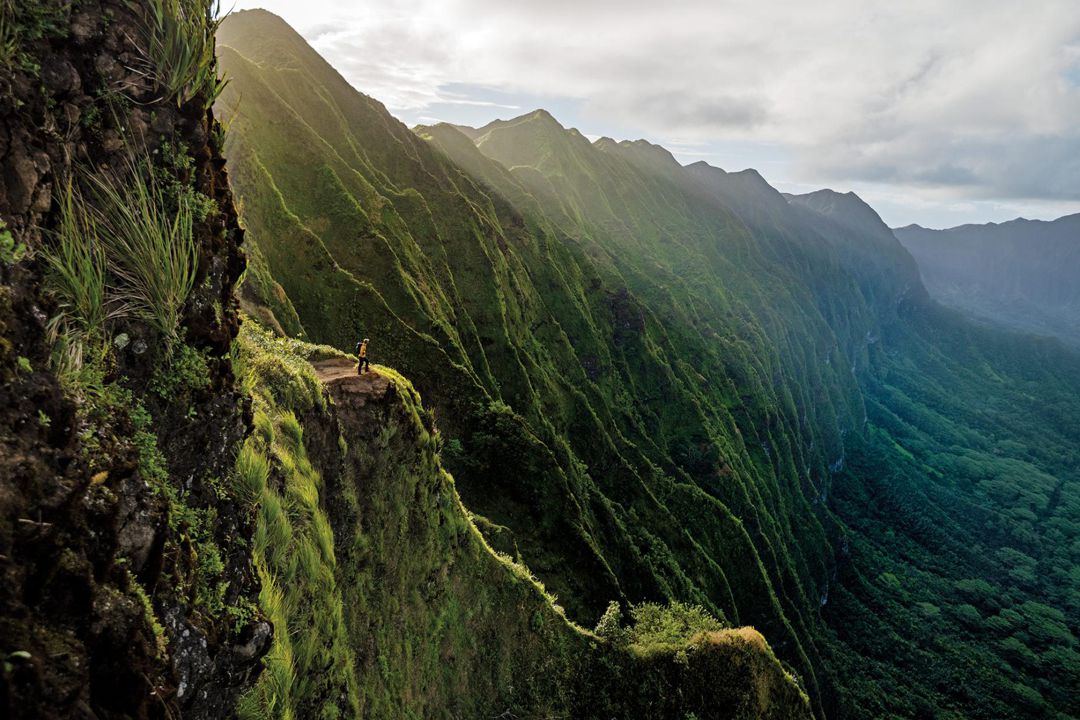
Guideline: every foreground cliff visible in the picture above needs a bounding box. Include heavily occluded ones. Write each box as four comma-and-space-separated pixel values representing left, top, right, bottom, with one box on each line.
0, 2, 264, 717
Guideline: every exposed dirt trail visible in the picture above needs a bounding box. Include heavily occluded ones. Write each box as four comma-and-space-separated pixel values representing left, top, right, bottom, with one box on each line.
312, 359, 391, 404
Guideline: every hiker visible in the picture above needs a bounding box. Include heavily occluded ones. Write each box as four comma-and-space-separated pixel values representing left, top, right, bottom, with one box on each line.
355, 337, 370, 374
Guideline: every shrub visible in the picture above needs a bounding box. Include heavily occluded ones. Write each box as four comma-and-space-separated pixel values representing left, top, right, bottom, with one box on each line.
625, 601, 726, 648
0, 219, 26, 264
596, 600, 727, 649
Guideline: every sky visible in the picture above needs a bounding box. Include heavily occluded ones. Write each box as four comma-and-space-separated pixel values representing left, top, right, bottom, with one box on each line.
228, 0, 1080, 229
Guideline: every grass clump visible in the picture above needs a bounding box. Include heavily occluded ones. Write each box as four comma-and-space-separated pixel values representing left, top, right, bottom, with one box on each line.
142, 0, 227, 106
234, 322, 326, 413
0, 2, 15, 69
235, 442, 270, 505
41, 155, 200, 382
41, 181, 110, 380
86, 156, 198, 343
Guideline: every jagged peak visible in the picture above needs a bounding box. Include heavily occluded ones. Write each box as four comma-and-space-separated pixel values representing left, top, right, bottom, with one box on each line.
503, 108, 565, 130
686, 161, 771, 184
592, 136, 681, 171
686, 161, 777, 192
467, 108, 574, 145
412, 122, 480, 148
686, 159, 723, 173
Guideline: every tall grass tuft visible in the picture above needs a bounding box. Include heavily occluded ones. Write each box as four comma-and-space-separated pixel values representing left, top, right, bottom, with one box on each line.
42, 180, 110, 378
235, 442, 270, 505
87, 156, 199, 343
143, 0, 227, 106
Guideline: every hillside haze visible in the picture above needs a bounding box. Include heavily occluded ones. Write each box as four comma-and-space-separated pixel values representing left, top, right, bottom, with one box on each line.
212, 8, 1080, 719
895, 215, 1080, 346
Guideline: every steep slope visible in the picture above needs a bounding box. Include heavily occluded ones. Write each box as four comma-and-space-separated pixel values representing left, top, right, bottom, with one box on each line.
232, 321, 812, 719
0, 2, 264, 717
784, 189, 924, 309
217, 10, 1080, 720
895, 215, 1080, 346
796, 200, 1080, 719
217, 11, 853, 712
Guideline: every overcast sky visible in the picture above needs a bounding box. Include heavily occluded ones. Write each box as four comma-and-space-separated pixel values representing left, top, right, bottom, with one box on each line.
230, 0, 1080, 228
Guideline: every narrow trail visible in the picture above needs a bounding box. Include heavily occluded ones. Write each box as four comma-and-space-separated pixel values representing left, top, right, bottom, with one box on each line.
312, 358, 391, 405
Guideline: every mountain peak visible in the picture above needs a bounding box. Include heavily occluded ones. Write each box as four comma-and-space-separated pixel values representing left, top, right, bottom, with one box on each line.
787, 188, 890, 235
506, 108, 564, 130
529, 108, 557, 122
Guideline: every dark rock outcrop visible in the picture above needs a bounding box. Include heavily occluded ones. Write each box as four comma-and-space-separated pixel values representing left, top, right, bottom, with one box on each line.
0, 2, 264, 718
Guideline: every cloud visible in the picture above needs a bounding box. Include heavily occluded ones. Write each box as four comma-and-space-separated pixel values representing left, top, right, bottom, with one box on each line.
233, 0, 1080, 204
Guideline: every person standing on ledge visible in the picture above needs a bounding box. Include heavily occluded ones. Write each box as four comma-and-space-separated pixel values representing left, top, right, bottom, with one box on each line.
355, 337, 370, 374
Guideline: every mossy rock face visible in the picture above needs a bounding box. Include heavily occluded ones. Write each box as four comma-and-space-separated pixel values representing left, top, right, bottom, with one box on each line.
0, 2, 262, 718
233, 322, 813, 719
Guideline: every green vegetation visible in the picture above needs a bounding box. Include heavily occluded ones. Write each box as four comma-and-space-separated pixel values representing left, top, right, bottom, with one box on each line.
0, 2, 16, 69
215, 14, 854, 712
41, 154, 200, 372
142, 0, 227, 106
42, 181, 109, 377
232, 319, 810, 719
215, 10, 1080, 719
0, 0, 68, 73
821, 309, 1080, 718
85, 155, 198, 342
232, 328, 354, 719
0, 220, 25, 264
596, 600, 727, 649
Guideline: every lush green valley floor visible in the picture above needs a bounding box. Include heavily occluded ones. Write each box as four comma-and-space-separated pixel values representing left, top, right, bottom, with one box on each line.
824, 308, 1080, 718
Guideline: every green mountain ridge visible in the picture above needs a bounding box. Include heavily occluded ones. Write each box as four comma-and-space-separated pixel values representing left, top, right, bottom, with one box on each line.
218, 16, 859, 710
231, 321, 812, 719
216, 8, 1080, 719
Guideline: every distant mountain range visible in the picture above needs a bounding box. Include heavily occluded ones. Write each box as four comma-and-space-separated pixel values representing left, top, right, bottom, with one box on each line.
895, 215, 1080, 346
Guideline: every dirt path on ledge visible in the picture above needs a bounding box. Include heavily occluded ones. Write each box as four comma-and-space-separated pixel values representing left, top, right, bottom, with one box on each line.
312, 358, 391, 404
